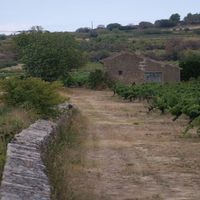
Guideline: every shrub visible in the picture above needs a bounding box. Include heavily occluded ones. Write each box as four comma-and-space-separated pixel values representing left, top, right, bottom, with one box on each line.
179, 52, 200, 81
193, 29, 200, 35
0, 78, 65, 117
62, 72, 89, 87
88, 70, 106, 89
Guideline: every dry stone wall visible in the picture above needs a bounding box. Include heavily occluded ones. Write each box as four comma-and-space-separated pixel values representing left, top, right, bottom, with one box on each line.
0, 103, 72, 200
0, 120, 56, 200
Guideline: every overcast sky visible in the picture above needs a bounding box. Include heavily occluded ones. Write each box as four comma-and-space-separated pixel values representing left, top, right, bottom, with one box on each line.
0, 0, 199, 33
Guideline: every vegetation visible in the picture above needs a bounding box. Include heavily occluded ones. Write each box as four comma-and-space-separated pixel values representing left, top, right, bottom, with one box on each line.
45, 109, 88, 200
180, 52, 200, 81
0, 106, 38, 177
63, 71, 89, 87
62, 62, 107, 89
0, 10, 200, 184
78, 30, 200, 63
0, 37, 17, 69
113, 80, 200, 135
0, 77, 65, 117
0, 76, 66, 178
88, 70, 107, 89
74, 12, 200, 65
14, 32, 86, 82
184, 13, 200, 25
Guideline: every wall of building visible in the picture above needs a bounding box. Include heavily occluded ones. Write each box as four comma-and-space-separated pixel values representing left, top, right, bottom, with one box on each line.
103, 53, 180, 84
104, 53, 144, 84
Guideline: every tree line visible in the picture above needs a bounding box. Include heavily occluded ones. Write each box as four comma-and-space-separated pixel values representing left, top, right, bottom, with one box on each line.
76, 12, 200, 33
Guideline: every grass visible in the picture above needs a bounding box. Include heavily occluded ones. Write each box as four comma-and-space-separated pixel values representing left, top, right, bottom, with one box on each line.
0, 64, 23, 72
79, 62, 104, 72
0, 77, 64, 178
0, 64, 24, 79
44, 109, 92, 200
0, 105, 38, 177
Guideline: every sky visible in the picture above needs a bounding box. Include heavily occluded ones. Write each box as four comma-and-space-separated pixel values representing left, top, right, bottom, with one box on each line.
0, 0, 199, 34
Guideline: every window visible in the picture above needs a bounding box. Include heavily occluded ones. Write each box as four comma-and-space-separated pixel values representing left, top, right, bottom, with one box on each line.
144, 72, 162, 83
118, 70, 123, 75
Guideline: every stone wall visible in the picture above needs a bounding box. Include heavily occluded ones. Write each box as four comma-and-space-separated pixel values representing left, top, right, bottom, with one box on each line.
102, 52, 180, 84
0, 104, 72, 200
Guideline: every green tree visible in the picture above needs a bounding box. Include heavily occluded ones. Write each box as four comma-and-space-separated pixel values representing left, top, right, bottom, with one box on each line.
154, 19, 176, 28
180, 52, 200, 81
169, 13, 181, 24
14, 32, 86, 82
184, 13, 200, 25
106, 23, 122, 31
139, 21, 154, 29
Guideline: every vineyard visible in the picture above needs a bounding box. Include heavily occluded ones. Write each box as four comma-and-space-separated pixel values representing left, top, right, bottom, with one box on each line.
113, 80, 200, 135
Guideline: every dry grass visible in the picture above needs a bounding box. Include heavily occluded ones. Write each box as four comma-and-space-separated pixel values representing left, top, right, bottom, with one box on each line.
44, 109, 94, 200
0, 106, 38, 178
0, 64, 23, 72
64, 88, 200, 200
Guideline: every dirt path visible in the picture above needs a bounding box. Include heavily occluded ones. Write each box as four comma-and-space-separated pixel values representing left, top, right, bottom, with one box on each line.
68, 88, 200, 200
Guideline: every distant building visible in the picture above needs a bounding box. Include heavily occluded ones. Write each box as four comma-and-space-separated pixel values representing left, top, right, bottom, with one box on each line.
101, 52, 180, 84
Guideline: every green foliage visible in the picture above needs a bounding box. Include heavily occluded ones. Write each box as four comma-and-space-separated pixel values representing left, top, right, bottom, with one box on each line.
89, 50, 110, 62
88, 70, 106, 89
139, 21, 154, 29
62, 62, 105, 88
184, 13, 200, 25
154, 19, 176, 28
106, 23, 122, 31
14, 32, 86, 82
0, 78, 65, 117
193, 29, 200, 35
179, 52, 200, 81
0, 105, 38, 178
114, 80, 200, 135
0, 35, 6, 41
169, 13, 181, 24
0, 61, 18, 69
63, 71, 89, 87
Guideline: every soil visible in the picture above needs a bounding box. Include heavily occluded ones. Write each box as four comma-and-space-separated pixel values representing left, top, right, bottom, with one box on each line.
68, 88, 200, 200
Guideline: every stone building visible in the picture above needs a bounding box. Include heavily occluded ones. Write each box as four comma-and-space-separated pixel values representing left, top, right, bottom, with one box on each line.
101, 52, 180, 84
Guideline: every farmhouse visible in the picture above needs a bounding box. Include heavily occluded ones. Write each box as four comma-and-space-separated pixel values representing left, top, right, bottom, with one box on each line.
101, 52, 180, 84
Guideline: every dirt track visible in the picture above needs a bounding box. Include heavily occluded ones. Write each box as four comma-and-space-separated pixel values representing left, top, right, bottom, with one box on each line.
68, 88, 200, 200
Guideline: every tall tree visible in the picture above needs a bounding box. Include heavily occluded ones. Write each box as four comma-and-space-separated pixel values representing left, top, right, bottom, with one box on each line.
14, 32, 86, 81
106, 23, 122, 31
169, 13, 181, 25
184, 13, 200, 25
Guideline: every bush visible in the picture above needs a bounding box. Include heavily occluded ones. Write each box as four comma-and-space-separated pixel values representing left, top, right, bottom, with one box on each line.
179, 52, 200, 81
193, 29, 200, 35
88, 70, 106, 89
62, 72, 89, 87
0, 78, 65, 117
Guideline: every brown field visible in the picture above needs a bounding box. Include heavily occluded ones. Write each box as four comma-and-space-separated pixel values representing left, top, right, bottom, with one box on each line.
63, 88, 200, 200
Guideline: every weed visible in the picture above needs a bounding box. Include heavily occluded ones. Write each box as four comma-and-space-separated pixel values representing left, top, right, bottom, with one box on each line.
44, 109, 90, 200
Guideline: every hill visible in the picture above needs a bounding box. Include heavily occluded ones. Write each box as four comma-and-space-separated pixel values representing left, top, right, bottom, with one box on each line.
72, 25, 200, 65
